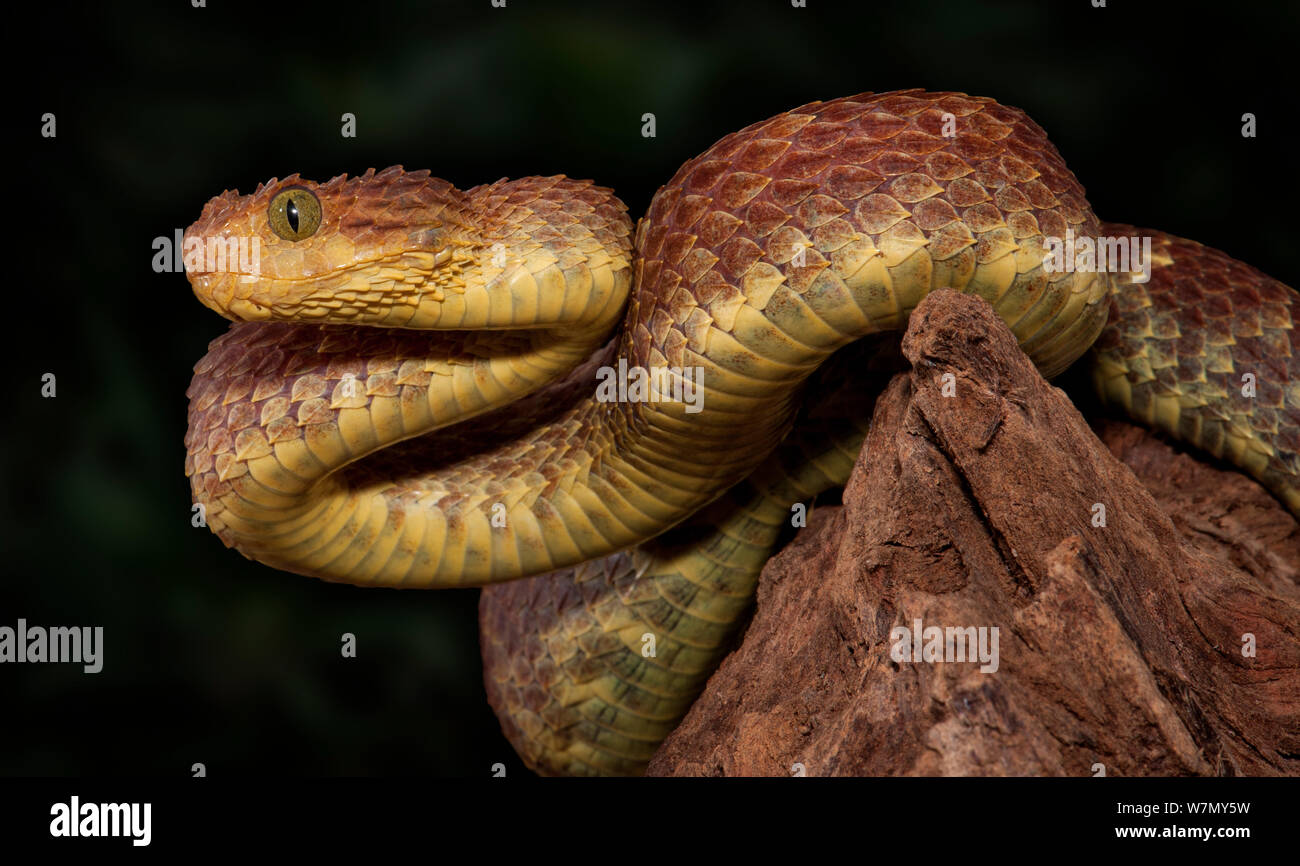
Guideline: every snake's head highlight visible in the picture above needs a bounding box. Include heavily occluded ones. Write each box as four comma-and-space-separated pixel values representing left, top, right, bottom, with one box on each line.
183, 166, 480, 326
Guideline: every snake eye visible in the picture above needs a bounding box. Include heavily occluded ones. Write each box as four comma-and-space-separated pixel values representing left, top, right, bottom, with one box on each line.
267, 186, 322, 241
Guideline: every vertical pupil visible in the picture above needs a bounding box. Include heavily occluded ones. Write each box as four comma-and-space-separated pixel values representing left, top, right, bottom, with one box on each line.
286, 199, 300, 232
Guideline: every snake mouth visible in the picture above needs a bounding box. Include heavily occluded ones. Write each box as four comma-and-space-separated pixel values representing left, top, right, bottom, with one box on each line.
227, 298, 273, 321
186, 250, 456, 326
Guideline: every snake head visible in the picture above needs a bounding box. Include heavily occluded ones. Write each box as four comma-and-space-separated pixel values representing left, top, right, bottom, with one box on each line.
183, 166, 480, 325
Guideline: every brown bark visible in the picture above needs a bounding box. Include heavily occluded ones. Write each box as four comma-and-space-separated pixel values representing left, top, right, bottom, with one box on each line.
647, 289, 1300, 777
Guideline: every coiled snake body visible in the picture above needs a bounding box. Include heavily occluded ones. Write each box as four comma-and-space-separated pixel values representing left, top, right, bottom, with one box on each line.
184, 91, 1299, 775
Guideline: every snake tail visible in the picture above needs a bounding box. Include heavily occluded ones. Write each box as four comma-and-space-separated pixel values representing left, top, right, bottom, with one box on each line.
1090, 224, 1298, 513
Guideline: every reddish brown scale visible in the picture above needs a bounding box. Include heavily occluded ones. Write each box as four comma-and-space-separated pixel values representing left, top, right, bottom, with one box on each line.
1094, 223, 1298, 500
183, 90, 1299, 776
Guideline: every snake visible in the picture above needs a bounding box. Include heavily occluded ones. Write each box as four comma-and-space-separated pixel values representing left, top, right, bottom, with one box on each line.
183, 90, 1299, 776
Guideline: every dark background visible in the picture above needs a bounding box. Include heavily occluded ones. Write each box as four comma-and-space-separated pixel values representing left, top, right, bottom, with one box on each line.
3, 0, 1294, 775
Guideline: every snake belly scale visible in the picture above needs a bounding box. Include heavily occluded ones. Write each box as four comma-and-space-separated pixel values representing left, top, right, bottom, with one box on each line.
184, 90, 1298, 775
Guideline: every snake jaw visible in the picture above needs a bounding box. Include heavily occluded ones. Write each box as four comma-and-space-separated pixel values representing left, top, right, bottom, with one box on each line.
227, 297, 273, 321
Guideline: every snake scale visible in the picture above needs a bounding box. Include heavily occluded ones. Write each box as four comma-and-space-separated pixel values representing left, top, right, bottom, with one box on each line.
183, 90, 1299, 775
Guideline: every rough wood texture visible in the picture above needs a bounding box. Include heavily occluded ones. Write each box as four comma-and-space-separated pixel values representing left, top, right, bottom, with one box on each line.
647, 289, 1300, 777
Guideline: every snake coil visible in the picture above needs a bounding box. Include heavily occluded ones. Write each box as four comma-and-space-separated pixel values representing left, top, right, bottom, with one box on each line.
185, 90, 1298, 775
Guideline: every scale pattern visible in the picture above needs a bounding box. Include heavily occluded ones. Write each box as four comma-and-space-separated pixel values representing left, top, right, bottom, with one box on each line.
182, 91, 1298, 775
1092, 224, 1298, 513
